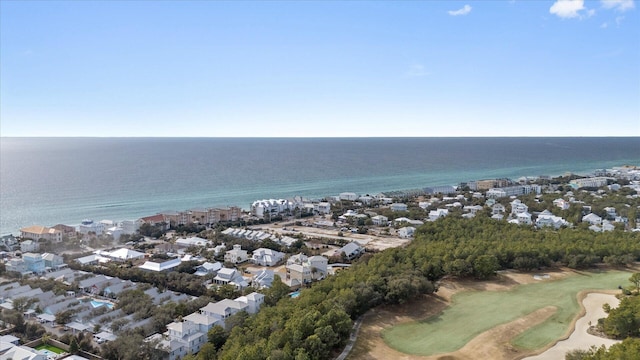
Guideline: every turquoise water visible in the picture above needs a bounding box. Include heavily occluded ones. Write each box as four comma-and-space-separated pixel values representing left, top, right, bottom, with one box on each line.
290, 291, 301, 298
1, 137, 638, 234
90, 300, 114, 309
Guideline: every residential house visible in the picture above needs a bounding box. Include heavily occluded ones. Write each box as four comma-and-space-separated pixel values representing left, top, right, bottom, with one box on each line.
582, 213, 603, 226
339, 192, 358, 201
22, 253, 45, 274
41, 253, 64, 269
175, 237, 208, 248
224, 244, 248, 264
509, 212, 532, 225
252, 269, 275, 289
0, 234, 19, 251
390, 203, 408, 212
20, 240, 38, 253
138, 257, 182, 272
335, 242, 364, 260
106, 248, 145, 262
604, 207, 617, 219
0, 341, 47, 360
510, 199, 529, 215
194, 262, 222, 277
313, 202, 331, 215
251, 248, 285, 267
535, 210, 569, 229
398, 226, 416, 238
213, 268, 248, 289
200, 299, 248, 328
553, 199, 571, 210
428, 209, 449, 221
371, 215, 389, 226
5, 259, 27, 274
492, 203, 506, 215
235, 292, 265, 314
285, 254, 328, 287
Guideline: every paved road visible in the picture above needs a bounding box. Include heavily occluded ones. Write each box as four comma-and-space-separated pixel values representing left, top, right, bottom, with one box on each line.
335, 316, 364, 360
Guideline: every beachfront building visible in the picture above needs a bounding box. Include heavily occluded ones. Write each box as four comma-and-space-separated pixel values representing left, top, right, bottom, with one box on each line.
224, 244, 248, 264
137, 214, 168, 230
78, 219, 105, 236
569, 177, 609, 189
251, 199, 294, 218
313, 202, 331, 215
251, 248, 285, 267
339, 192, 358, 201
205, 206, 242, 224
19, 225, 63, 243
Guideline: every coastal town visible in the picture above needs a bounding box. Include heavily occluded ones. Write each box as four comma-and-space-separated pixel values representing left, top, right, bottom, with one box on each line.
1, 165, 640, 360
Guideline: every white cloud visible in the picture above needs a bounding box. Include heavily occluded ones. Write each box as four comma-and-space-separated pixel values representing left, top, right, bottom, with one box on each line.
549, 0, 588, 18
600, 22, 609, 27
405, 64, 429, 77
601, 0, 635, 12
615, 15, 625, 25
448, 4, 472, 16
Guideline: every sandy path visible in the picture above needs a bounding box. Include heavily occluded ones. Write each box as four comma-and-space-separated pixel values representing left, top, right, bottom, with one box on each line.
522, 292, 621, 360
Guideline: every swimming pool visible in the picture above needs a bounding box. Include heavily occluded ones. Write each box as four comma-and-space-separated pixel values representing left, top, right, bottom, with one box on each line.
90, 300, 114, 309
289, 291, 300, 298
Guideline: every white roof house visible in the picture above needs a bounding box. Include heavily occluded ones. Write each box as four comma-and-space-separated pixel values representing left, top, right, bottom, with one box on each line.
390, 203, 408, 212
176, 237, 208, 248
428, 209, 449, 221
398, 226, 416, 238
535, 210, 569, 229
336, 242, 364, 260
107, 248, 145, 261
224, 244, 248, 264
138, 257, 182, 272
251, 248, 285, 267
234, 292, 265, 314
582, 213, 603, 225
371, 215, 388, 226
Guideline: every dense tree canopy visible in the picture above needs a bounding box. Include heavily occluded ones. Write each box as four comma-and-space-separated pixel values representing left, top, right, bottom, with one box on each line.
216, 216, 640, 359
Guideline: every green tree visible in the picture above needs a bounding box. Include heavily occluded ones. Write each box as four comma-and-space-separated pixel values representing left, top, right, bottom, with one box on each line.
207, 325, 227, 350
630, 273, 640, 295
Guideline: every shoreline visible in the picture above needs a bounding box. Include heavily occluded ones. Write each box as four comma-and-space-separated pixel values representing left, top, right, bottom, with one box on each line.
2, 159, 637, 236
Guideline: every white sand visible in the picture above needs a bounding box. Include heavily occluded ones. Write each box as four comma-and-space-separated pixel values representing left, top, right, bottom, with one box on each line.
524, 293, 621, 360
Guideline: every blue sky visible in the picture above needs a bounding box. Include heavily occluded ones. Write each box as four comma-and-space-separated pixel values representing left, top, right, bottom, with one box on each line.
1, 0, 638, 137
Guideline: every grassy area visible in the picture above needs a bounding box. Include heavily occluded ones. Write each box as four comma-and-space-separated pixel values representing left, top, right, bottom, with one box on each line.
35, 344, 65, 354
382, 270, 631, 356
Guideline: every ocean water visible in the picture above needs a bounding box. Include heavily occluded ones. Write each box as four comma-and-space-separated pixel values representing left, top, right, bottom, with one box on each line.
1, 137, 638, 235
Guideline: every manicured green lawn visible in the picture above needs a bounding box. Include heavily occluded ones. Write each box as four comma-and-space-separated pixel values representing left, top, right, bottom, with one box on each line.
382, 270, 631, 356
35, 344, 65, 354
